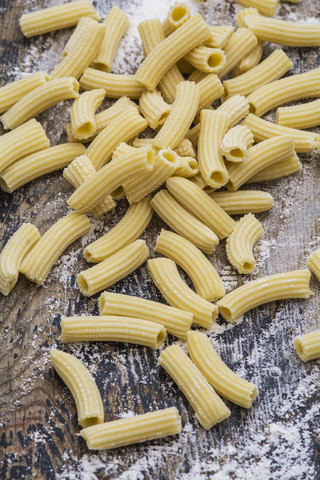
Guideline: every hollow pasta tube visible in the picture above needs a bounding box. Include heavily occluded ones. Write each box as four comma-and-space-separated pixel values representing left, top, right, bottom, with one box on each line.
196, 73, 224, 114
174, 156, 199, 178
218, 94, 250, 128
62, 16, 96, 58
0, 72, 50, 114
204, 25, 234, 49
294, 331, 320, 362
139, 90, 171, 129
307, 249, 320, 282
80, 69, 145, 99
184, 46, 226, 74
162, 2, 191, 36
277, 99, 320, 130
70, 89, 105, 140
234, 8, 264, 75
173, 139, 196, 158
221, 126, 254, 163
210, 190, 274, 215
234, 0, 279, 17
246, 152, 301, 183
218, 28, 258, 79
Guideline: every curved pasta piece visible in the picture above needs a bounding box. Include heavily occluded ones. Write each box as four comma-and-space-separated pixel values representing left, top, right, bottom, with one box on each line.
62, 16, 95, 58
235, 40, 263, 75
139, 90, 171, 129
0, 223, 40, 296
205, 25, 234, 49
159, 345, 230, 429
148, 258, 218, 328
307, 248, 320, 282
174, 156, 199, 178
234, 0, 278, 17
50, 348, 104, 428
184, 46, 226, 74
196, 73, 224, 114
221, 125, 254, 163
218, 94, 249, 129
80, 69, 145, 99
218, 28, 258, 79
247, 152, 301, 183
162, 2, 191, 36
210, 190, 274, 215
276, 99, 320, 130
70, 89, 105, 140
0, 72, 50, 114
226, 213, 264, 274
294, 331, 320, 362
217, 269, 313, 322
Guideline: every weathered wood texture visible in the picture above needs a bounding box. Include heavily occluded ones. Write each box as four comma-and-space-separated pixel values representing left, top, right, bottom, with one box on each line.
1, 1, 320, 479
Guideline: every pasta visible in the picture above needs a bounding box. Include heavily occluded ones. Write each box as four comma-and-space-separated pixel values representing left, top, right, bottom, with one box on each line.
276, 99, 320, 130
196, 73, 224, 114
218, 28, 258, 79
0, 72, 50, 114
19, 212, 91, 285
294, 331, 320, 362
234, 0, 279, 17
159, 345, 230, 429
221, 125, 254, 163
210, 190, 274, 215
174, 156, 199, 178
162, 2, 191, 36
80, 69, 144, 99
184, 46, 226, 74
204, 25, 234, 49
246, 152, 301, 183
139, 90, 171, 129
77, 240, 149, 297
70, 89, 105, 140
50, 348, 104, 428
0, 223, 40, 296
98, 292, 193, 339
217, 94, 249, 128
217, 269, 313, 322
62, 16, 96, 58
173, 139, 196, 158
234, 40, 263, 76
306, 248, 320, 282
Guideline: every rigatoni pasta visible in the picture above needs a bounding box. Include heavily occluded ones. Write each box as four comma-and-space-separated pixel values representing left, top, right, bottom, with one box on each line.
162, 2, 191, 36
210, 190, 274, 215
306, 249, 320, 282
196, 73, 224, 114
221, 125, 254, 163
62, 16, 96, 58
70, 89, 105, 140
0, 72, 50, 114
204, 25, 234, 49
294, 331, 320, 362
139, 90, 171, 129
276, 99, 320, 130
184, 46, 226, 74
80, 69, 145, 99
246, 152, 301, 183
234, 0, 279, 17
218, 28, 258, 79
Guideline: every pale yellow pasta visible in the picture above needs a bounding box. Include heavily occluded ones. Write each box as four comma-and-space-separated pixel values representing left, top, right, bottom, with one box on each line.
1, 77, 79, 130
83, 197, 153, 262
247, 68, 320, 117
218, 28, 258, 79
0, 119, 50, 173
166, 176, 236, 239
224, 49, 292, 98
92, 7, 129, 72
98, 292, 193, 339
139, 90, 171, 129
81, 407, 181, 450
198, 110, 230, 188
189, 172, 217, 194
150, 190, 219, 255
227, 135, 295, 191
277, 99, 320, 130
176, 58, 195, 74
217, 269, 313, 322
80, 69, 144, 99
210, 190, 274, 215
155, 229, 225, 301
243, 113, 320, 153
204, 25, 234, 49
59, 316, 166, 348
196, 73, 224, 113
135, 14, 212, 90
0, 72, 50, 114
50, 348, 104, 428
218, 94, 250, 128
187, 70, 207, 84
174, 156, 199, 178
247, 152, 301, 183
226, 213, 263, 274
184, 46, 226, 74
235, 40, 263, 75
77, 240, 149, 296
148, 258, 218, 329
111, 143, 136, 159
70, 89, 105, 140
19, 212, 91, 285
159, 345, 230, 429
0, 223, 40, 296
162, 2, 191, 36
187, 332, 258, 408
132, 137, 154, 148
307, 249, 320, 282
221, 125, 254, 163
294, 331, 320, 362
173, 138, 196, 158
19, 0, 100, 37
62, 16, 96, 58
235, 0, 279, 17
0, 143, 86, 193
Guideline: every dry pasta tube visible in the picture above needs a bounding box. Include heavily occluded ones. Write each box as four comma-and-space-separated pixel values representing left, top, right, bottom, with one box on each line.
166, 176, 236, 239
198, 110, 230, 188
92, 7, 129, 72
80, 69, 144, 99
243, 114, 320, 153
19, 0, 100, 37
277, 99, 320, 130
217, 269, 313, 322
218, 94, 249, 129
111, 142, 136, 159
235, 40, 263, 76
139, 90, 171, 129
234, 0, 279, 17
294, 331, 320, 362
218, 28, 258, 79
77, 240, 149, 297
226, 213, 263, 274
247, 68, 320, 117
148, 258, 218, 329
221, 126, 254, 163
187, 70, 207, 84
247, 152, 301, 183
60, 316, 166, 349
210, 190, 274, 215
62, 17, 96, 58
196, 73, 224, 114
159, 346, 230, 429
224, 49, 293, 98
150, 190, 219, 255
187, 332, 258, 408
81, 407, 181, 450
162, 2, 191, 36
307, 249, 320, 282
132, 137, 154, 148
19, 212, 90, 285
184, 46, 226, 74
50, 349, 103, 428
155, 229, 225, 301
99, 292, 193, 339
205, 25, 234, 49
136, 14, 212, 90
174, 156, 199, 178
83, 197, 152, 262
174, 139, 196, 158
0, 143, 86, 193
1, 77, 79, 130
70, 89, 105, 140
0, 72, 50, 114
0, 223, 40, 296
0, 119, 50, 173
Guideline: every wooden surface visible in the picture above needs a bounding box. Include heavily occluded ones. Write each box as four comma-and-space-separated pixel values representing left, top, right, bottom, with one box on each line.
1, 1, 320, 479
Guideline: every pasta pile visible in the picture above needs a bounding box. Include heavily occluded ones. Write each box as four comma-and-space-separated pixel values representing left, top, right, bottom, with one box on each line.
1, 0, 320, 450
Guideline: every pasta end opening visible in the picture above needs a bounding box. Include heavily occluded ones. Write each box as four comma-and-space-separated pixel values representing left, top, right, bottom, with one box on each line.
230, 148, 244, 160
147, 149, 155, 167
77, 122, 94, 137
218, 305, 233, 322
172, 6, 187, 23
92, 62, 109, 72
156, 328, 167, 347
162, 151, 176, 163
242, 261, 254, 273
248, 103, 256, 115
81, 416, 102, 428
250, 385, 258, 401
210, 171, 225, 185
98, 293, 106, 314
77, 274, 90, 295
294, 338, 305, 360
159, 112, 169, 124
208, 53, 223, 68
0, 177, 11, 193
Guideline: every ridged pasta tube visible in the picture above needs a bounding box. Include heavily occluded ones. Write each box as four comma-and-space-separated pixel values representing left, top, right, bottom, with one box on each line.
234, 0, 279, 17
148, 258, 218, 328
19, 212, 91, 285
166, 176, 236, 239
0, 72, 50, 114
162, 2, 191, 36
247, 152, 301, 183
139, 90, 171, 129
277, 99, 320, 130
184, 47, 226, 74
19, 0, 100, 37
81, 407, 181, 450
80, 69, 144, 99
50, 349, 104, 428
196, 74, 224, 114
204, 25, 234, 49
234, 40, 263, 76
189, 173, 215, 194
159, 346, 230, 429
0, 223, 40, 296
307, 249, 320, 282
226, 213, 264, 274
0, 119, 50, 173
77, 240, 149, 296
187, 332, 258, 408
221, 126, 254, 163
218, 28, 258, 79
83, 197, 153, 262
294, 331, 320, 362
217, 269, 313, 322
150, 190, 219, 255
174, 139, 196, 158
1, 77, 79, 130
174, 156, 199, 178
218, 94, 249, 128
155, 229, 225, 301
59, 316, 166, 348
70, 89, 105, 140
62, 17, 96, 58
210, 190, 274, 215
98, 292, 193, 339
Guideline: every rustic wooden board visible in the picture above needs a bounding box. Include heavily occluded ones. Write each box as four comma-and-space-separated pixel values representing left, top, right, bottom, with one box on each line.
1, 1, 320, 479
